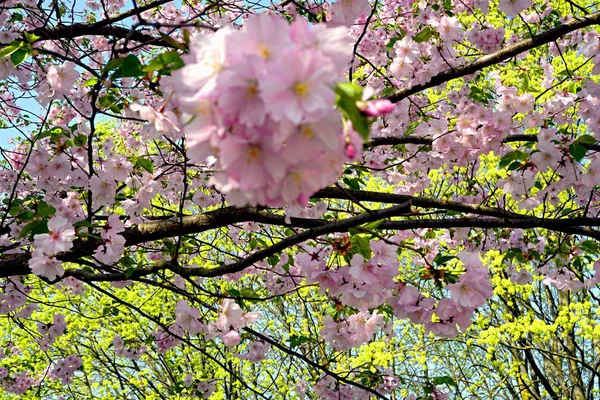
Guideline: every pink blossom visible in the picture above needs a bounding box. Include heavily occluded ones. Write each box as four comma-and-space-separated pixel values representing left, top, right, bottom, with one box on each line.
46, 62, 79, 97
260, 49, 335, 124
329, 0, 370, 26
175, 300, 205, 335
447, 268, 493, 311
360, 99, 395, 117
217, 299, 243, 330
498, 0, 533, 16
222, 329, 241, 347
33, 216, 75, 255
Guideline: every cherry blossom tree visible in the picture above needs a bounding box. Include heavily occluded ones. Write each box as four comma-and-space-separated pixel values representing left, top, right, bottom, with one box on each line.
1, 0, 600, 398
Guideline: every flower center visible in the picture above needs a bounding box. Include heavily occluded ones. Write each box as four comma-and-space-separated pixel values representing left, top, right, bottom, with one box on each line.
246, 84, 259, 99
294, 82, 309, 97
247, 145, 261, 163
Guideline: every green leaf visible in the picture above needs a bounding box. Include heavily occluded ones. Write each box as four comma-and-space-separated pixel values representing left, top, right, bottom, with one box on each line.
239, 288, 260, 300
381, 87, 395, 97
249, 237, 258, 250
507, 160, 522, 171
342, 177, 361, 190
569, 143, 586, 162
73, 220, 93, 228
159, 33, 186, 50
74, 134, 87, 147
499, 150, 528, 169
361, 219, 385, 232
143, 51, 184, 73
135, 158, 154, 173
386, 37, 400, 51
24, 32, 40, 43
0, 41, 22, 59
289, 335, 313, 348
580, 240, 600, 254
577, 134, 597, 145
433, 254, 456, 266
335, 83, 371, 140
413, 27, 434, 43
103, 57, 126, 73
10, 48, 30, 66
432, 376, 458, 388
351, 234, 372, 259
336, 82, 363, 100
519, 72, 530, 92
120, 55, 143, 78
18, 220, 48, 239
37, 202, 55, 217
82, 78, 98, 87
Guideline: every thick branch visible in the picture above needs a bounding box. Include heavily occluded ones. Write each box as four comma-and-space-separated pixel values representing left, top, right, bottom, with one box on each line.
386, 11, 600, 103
57, 217, 600, 282
29, 24, 173, 48
4, 187, 600, 279
365, 134, 600, 152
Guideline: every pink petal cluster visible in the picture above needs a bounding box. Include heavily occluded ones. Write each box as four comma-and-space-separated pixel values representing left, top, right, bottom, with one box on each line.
237, 340, 271, 362
112, 335, 147, 360
29, 216, 76, 281
467, 24, 505, 54
36, 313, 68, 350
300, 239, 399, 310
50, 355, 82, 384
206, 299, 262, 348
174, 300, 205, 335
498, 0, 533, 16
94, 214, 126, 265
165, 14, 353, 207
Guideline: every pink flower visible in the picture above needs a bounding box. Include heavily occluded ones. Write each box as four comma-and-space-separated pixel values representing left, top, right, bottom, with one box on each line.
104, 155, 134, 182
436, 16, 463, 42
173, 27, 234, 97
498, 0, 533, 16
290, 19, 352, 74
46, 62, 79, 97
393, 37, 420, 64
217, 55, 266, 127
33, 216, 75, 255
175, 300, 205, 335
349, 254, 380, 285
359, 99, 395, 117
370, 240, 398, 266
197, 381, 216, 398
230, 13, 292, 62
329, 0, 371, 26
29, 251, 64, 281
217, 299, 243, 330
89, 175, 116, 207
447, 269, 493, 311
222, 329, 241, 347
129, 103, 181, 140
94, 234, 125, 265
260, 48, 336, 124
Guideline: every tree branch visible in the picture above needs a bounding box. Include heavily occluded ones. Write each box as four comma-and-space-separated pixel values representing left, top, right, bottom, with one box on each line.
365, 134, 600, 152
385, 11, 600, 103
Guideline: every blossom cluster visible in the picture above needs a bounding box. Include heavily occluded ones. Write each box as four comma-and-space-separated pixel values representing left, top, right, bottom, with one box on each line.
36, 313, 68, 350
50, 355, 82, 384
467, 24, 505, 54
299, 239, 400, 311
158, 14, 353, 207
29, 216, 75, 281
112, 335, 147, 360
0, 279, 29, 314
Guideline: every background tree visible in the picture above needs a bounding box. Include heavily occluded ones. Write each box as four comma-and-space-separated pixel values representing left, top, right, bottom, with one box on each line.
1, 0, 600, 398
